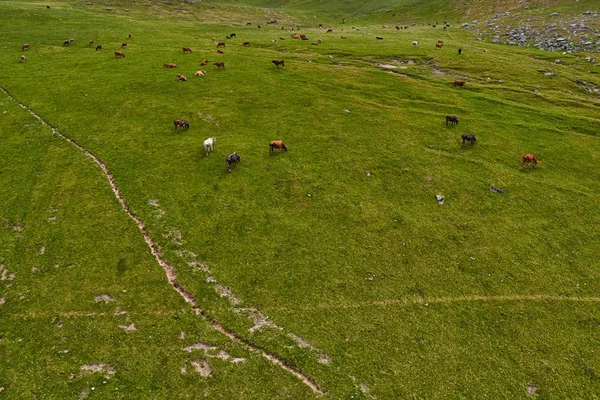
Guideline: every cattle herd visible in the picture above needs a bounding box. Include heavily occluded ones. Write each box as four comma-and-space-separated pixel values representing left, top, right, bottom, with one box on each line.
17, 24, 539, 173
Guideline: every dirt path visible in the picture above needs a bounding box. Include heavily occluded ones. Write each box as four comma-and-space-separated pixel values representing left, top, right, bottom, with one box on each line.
0, 86, 326, 397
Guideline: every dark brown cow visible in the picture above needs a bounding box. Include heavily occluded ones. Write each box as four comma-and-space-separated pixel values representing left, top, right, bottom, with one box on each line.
213, 61, 225, 69
461, 134, 476, 144
272, 59, 284, 67
446, 115, 459, 126
174, 119, 190, 129
327, 29, 333, 33
164, 63, 177, 68
201, 60, 209, 66
114, 51, 125, 57
435, 43, 443, 49
279, 37, 286, 40
183, 47, 192, 53
217, 49, 224, 54
376, 36, 384, 40
340, 36, 347, 39
269, 140, 288, 154
217, 41, 226, 47
453, 80, 465, 88
88, 40, 94, 45
96, 45, 102, 51
522, 154, 538, 168
22, 43, 30, 51
121, 42, 127, 48
242, 41, 250, 46
128, 33, 132, 39
458, 48, 462, 55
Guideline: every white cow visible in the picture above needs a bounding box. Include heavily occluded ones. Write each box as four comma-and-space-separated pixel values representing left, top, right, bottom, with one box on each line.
412, 41, 421, 46
203, 137, 216, 156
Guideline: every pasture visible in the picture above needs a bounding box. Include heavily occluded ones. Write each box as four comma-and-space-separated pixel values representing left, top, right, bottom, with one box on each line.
1, 0, 600, 398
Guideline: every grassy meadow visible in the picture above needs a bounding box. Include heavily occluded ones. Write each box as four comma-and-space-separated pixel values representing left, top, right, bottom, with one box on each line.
1, 0, 600, 398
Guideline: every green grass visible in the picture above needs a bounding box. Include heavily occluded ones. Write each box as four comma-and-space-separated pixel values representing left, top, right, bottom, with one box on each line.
1, 0, 600, 398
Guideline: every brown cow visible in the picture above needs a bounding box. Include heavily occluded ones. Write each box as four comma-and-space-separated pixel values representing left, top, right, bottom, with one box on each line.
217, 49, 224, 54
217, 41, 226, 47
291, 34, 300, 39
242, 41, 250, 46
88, 40, 94, 45
128, 33, 132, 39
522, 154, 538, 168
114, 51, 125, 57
201, 60, 209, 66
174, 120, 190, 129
213, 61, 225, 69
177, 74, 187, 81
340, 36, 347, 39
272, 59, 284, 67
164, 63, 177, 68
183, 47, 192, 53
446, 115, 459, 126
22, 43, 30, 51
122, 42, 127, 48
435, 43, 443, 49
327, 29, 333, 33
279, 37, 286, 40
461, 134, 476, 144
438, 40, 443, 44
453, 80, 465, 88
269, 140, 288, 154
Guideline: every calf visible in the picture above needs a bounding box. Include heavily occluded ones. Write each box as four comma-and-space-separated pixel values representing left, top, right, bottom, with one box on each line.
446, 115, 459, 126
272, 59, 284, 67
164, 63, 177, 68
182, 47, 192, 53
522, 154, 538, 168
114, 51, 125, 57
453, 80, 465, 88
226, 152, 241, 172
213, 61, 225, 69
461, 134, 476, 144
435, 43, 443, 49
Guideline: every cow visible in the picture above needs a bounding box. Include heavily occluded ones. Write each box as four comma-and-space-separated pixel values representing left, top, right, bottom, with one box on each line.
226, 152, 240, 172
317, 39, 322, 44
246, 22, 252, 25
242, 41, 250, 46
194, 70, 206, 76
340, 36, 347, 39
88, 40, 94, 45
63, 40, 71, 46
376, 36, 384, 40
203, 137, 216, 156
436, 43, 443, 49
461, 134, 476, 144
164, 63, 177, 68
453, 80, 465, 88
22, 43, 30, 51
128, 33, 132, 39
174, 120, 190, 130
217, 41, 226, 47
177, 74, 187, 81
217, 49, 224, 54
20, 55, 27, 63
327, 29, 333, 33
438, 40, 443, 44
201, 60, 209, 66
114, 51, 125, 57
272, 59, 284, 67
213, 61, 225, 69
121, 42, 127, 48
269, 140, 288, 154
291, 34, 300, 39
96, 45, 102, 51
412, 41, 421, 46
458, 48, 462, 55
446, 115, 459, 126
183, 47, 192, 53
279, 37, 286, 40
522, 154, 538, 168
227, 33, 236, 39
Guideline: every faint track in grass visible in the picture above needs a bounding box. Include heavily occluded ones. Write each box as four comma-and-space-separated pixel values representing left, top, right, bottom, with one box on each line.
263, 294, 600, 312
0, 86, 327, 398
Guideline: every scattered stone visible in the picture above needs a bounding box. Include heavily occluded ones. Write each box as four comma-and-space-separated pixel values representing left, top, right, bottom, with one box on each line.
183, 342, 217, 352
80, 363, 116, 377
94, 294, 114, 303
527, 383, 538, 396
490, 186, 505, 193
118, 323, 137, 331
191, 360, 212, 377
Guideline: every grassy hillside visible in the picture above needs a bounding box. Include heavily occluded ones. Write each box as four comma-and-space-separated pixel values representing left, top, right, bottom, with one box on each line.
1, 0, 600, 398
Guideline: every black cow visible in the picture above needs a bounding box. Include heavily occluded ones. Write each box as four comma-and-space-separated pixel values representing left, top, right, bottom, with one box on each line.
446, 115, 459, 126
226, 152, 240, 172
461, 134, 476, 144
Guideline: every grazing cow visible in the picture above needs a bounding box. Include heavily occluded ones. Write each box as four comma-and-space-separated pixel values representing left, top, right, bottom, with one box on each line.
272, 59, 284, 67
164, 63, 177, 68
177, 74, 187, 81
376, 36, 384, 40
20, 55, 27, 62
269, 140, 288, 154
174, 119, 190, 130
327, 29, 333, 33
217, 41, 226, 47
435, 43, 443, 49
300, 34, 306, 39
226, 152, 240, 172
246, 22, 252, 25
63, 40, 71, 46
227, 33, 236, 39
243, 41, 250, 46
201, 60, 209, 66
194, 70, 206, 76
446, 115, 459, 126
217, 49, 224, 54
96, 45, 102, 51
279, 37, 286, 40
122, 42, 127, 48
340, 35, 347, 39
458, 48, 462, 55
453, 80, 465, 88
183, 47, 192, 53
522, 154, 538, 168
22, 43, 30, 51
213, 61, 225, 69
258, 25, 261, 28
461, 134, 476, 145
412, 41, 421, 46
114, 51, 125, 57
203, 137, 216, 156
212, 37, 216, 41
291, 34, 300, 39
128, 33, 132, 39
88, 40, 94, 45
317, 39, 322, 44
